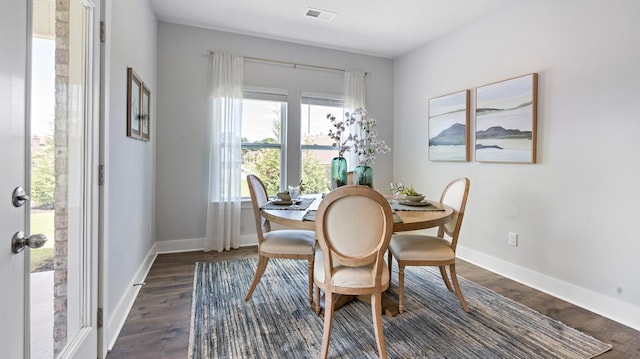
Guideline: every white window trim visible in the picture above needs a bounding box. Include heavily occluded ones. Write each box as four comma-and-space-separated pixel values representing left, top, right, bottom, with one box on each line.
300, 92, 344, 153
241, 87, 289, 195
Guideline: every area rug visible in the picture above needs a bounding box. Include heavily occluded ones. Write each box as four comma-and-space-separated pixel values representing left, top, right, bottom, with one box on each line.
188, 258, 611, 358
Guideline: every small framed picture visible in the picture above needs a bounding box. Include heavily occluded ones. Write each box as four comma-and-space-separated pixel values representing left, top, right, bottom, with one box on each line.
428, 90, 470, 161
126, 67, 142, 139
141, 84, 151, 141
475, 73, 538, 163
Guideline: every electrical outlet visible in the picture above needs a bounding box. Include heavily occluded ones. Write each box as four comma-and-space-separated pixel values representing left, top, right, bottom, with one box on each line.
508, 232, 518, 246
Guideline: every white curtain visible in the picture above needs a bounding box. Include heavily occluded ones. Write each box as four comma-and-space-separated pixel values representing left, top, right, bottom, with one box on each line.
205, 53, 244, 252
344, 71, 366, 169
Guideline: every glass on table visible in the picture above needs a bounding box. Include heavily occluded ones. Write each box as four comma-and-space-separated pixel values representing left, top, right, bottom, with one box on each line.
288, 185, 301, 209
390, 182, 404, 203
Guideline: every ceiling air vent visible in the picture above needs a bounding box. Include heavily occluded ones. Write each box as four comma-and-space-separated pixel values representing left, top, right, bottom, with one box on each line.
305, 8, 337, 22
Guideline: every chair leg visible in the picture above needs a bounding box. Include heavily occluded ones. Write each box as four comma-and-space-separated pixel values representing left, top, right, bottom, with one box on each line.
439, 265, 454, 292
449, 264, 470, 313
371, 291, 388, 359
308, 257, 314, 304
314, 285, 321, 314
245, 256, 269, 301
320, 292, 334, 359
398, 264, 405, 314
387, 251, 393, 279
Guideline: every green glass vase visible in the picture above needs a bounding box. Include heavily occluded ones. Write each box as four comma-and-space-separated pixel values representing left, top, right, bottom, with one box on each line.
353, 165, 373, 188
331, 157, 348, 189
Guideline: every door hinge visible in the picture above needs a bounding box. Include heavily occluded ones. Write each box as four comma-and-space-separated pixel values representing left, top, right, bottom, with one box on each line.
98, 164, 104, 186
100, 21, 106, 43
97, 307, 103, 328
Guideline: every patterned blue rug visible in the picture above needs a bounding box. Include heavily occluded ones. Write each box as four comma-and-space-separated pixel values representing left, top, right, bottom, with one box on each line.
189, 258, 611, 358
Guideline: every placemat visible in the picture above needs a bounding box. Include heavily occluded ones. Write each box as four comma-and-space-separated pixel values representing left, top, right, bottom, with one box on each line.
303, 210, 403, 223
392, 201, 445, 212
260, 197, 314, 211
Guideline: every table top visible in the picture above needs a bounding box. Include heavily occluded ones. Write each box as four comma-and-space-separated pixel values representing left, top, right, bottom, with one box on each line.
261, 193, 454, 232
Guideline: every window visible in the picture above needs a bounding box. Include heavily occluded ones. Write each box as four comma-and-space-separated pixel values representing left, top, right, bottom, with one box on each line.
240, 91, 344, 197
241, 90, 287, 197
300, 94, 344, 194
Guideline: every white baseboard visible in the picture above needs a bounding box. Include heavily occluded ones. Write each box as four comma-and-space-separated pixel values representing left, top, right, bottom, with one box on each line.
156, 234, 258, 254
457, 245, 640, 331
156, 237, 205, 253
106, 243, 158, 351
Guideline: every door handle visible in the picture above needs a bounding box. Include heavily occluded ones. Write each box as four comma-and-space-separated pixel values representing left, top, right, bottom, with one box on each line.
11, 231, 47, 254
12, 186, 30, 207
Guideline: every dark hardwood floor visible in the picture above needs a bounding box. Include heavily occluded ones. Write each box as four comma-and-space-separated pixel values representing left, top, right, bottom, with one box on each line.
107, 247, 640, 358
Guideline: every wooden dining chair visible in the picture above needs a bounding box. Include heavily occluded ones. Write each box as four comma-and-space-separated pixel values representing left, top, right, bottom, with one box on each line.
245, 174, 316, 304
387, 177, 471, 313
314, 185, 394, 359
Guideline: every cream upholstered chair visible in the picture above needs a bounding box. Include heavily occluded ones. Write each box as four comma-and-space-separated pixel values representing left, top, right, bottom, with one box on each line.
314, 185, 394, 359
387, 177, 471, 313
245, 174, 316, 304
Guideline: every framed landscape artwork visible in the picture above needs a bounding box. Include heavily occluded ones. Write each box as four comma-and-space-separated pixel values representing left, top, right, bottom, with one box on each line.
428, 90, 470, 161
475, 73, 537, 163
126, 67, 151, 142
126, 68, 142, 139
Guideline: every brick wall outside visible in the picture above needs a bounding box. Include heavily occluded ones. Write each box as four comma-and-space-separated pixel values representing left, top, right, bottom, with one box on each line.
54, 0, 69, 356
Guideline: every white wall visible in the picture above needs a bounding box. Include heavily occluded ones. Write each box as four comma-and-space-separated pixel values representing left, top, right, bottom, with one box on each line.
104, 0, 157, 350
394, 0, 640, 329
155, 22, 394, 248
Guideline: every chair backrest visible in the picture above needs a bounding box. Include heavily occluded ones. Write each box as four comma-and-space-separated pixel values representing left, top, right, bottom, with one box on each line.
438, 177, 470, 251
316, 185, 393, 278
246, 174, 270, 243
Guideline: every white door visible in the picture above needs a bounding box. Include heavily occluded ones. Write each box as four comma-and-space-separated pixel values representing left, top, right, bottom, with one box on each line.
2, 0, 101, 357
0, 0, 29, 357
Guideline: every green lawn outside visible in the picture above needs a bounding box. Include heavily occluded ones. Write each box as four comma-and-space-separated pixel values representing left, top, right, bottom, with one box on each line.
30, 247, 54, 272
30, 210, 54, 272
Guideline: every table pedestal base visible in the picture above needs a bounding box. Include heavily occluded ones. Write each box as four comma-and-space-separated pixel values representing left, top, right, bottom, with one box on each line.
315, 292, 400, 317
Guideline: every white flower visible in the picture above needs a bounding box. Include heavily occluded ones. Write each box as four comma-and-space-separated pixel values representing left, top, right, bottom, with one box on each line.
346, 108, 391, 166
326, 114, 352, 157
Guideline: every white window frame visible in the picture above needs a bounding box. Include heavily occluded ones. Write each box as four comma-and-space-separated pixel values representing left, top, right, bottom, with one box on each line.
300, 92, 344, 153
241, 87, 288, 196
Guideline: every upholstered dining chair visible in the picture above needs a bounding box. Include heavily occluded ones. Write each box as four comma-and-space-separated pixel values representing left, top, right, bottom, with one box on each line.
387, 177, 471, 313
245, 174, 316, 304
314, 185, 394, 359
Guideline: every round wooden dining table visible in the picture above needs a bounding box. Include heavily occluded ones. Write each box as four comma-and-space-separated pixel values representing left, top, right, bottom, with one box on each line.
260, 192, 454, 317
261, 193, 454, 232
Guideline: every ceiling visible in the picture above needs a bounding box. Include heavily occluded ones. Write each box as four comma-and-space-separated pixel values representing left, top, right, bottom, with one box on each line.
149, 0, 509, 58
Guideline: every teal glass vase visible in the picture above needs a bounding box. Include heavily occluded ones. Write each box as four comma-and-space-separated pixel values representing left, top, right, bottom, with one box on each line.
331, 157, 348, 189
353, 165, 373, 188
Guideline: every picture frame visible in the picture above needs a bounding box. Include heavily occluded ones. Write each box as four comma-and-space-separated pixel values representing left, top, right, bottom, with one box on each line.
141, 84, 151, 141
126, 68, 143, 139
428, 90, 470, 161
475, 73, 538, 163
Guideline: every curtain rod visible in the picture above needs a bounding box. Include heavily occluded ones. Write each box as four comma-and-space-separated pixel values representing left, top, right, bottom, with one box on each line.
208, 51, 369, 76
